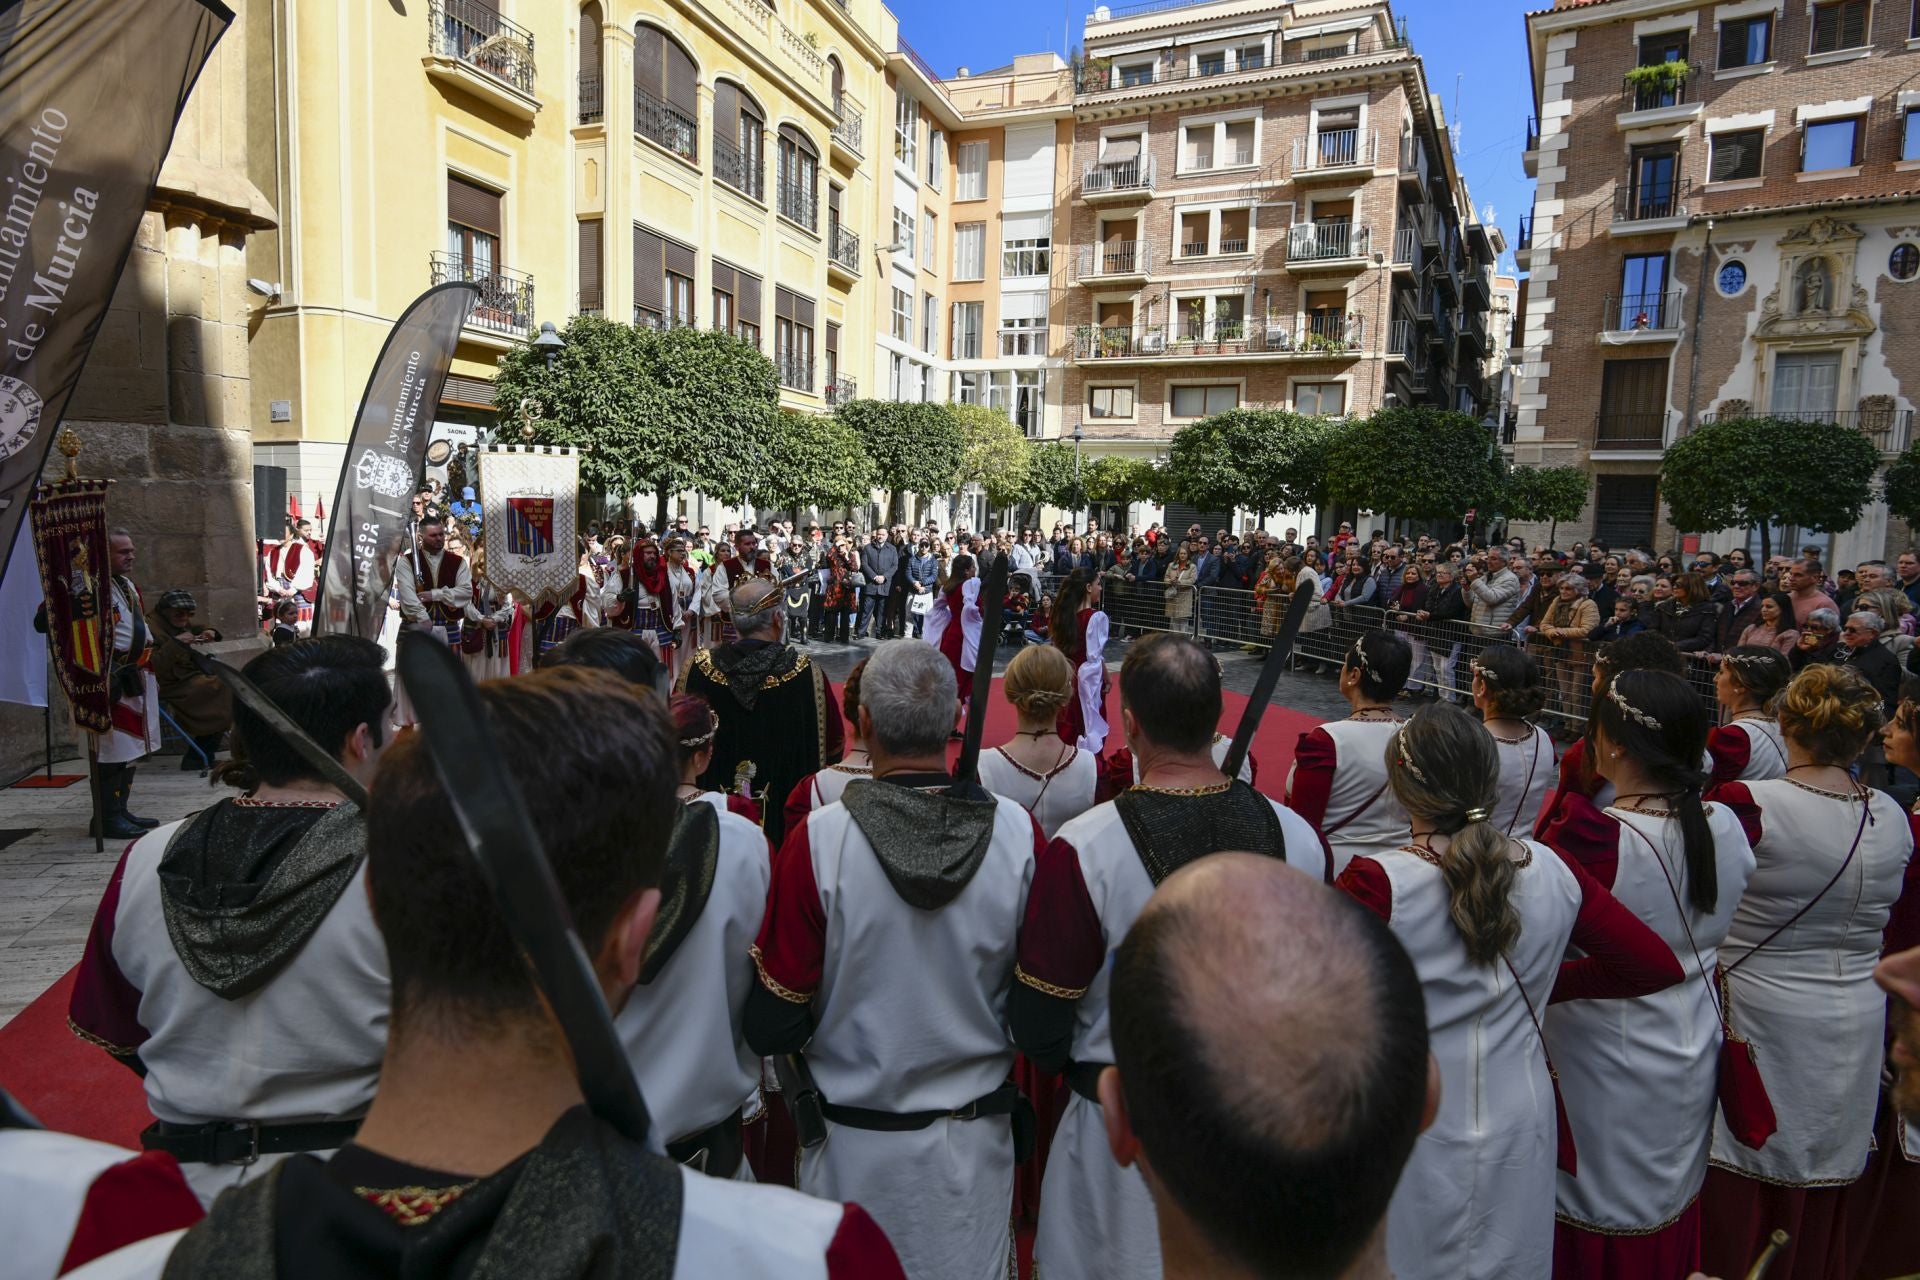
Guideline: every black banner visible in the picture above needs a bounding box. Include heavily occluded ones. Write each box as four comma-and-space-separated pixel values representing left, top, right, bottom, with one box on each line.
0, 0, 231, 587
312, 283, 478, 639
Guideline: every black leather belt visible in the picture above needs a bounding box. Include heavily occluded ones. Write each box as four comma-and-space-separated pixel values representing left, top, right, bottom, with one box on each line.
141, 1116, 362, 1166
1064, 1060, 1110, 1106
666, 1107, 744, 1179
820, 1080, 1035, 1164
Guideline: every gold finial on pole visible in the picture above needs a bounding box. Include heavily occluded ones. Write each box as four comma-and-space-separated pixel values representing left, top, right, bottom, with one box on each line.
56, 428, 82, 482
518, 396, 542, 443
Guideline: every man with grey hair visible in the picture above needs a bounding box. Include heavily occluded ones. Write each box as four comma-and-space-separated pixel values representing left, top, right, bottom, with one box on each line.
678, 576, 843, 848
746, 639, 1043, 1280
1839, 608, 1901, 722
1468, 546, 1520, 628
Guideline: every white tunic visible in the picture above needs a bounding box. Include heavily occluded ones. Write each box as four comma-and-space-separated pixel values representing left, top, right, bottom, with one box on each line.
796, 794, 1038, 1280
111, 819, 390, 1207
802, 763, 872, 813
921, 578, 983, 672
1373, 841, 1582, 1280
1126, 733, 1256, 787
1488, 723, 1555, 838
1545, 805, 1755, 1233
1073, 610, 1110, 752
1286, 719, 1413, 878
1717, 717, 1789, 782
1709, 782, 1912, 1184
96, 578, 161, 765
978, 746, 1098, 838
0, 1129, 151, 1280
1035, 797, 1324, 1280
615, 792, 770, 1156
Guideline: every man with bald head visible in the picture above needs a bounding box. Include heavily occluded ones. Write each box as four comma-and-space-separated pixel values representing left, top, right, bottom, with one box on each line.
1010, 633, 1324, 1280
678, 575, 842, 847
1102, 855, 1435, 1280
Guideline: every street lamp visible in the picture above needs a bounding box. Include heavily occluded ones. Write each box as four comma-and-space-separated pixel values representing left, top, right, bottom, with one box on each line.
1072, 423, 1085, 531
532, 319, 565, 368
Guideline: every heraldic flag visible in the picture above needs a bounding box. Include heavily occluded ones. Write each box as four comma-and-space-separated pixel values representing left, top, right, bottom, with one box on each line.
313, 282, 479, 640
478, 446, 581, 615
0, 0, 232, 594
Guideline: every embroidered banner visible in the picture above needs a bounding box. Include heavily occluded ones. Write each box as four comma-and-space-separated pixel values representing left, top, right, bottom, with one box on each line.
28, 478, 113, 731
478, 445, 580, 614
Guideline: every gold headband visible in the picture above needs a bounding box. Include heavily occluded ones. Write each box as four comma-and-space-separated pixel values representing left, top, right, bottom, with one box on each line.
1470, 658, 1498, 684
1348, 640, 1372, 675
734, 571, 812, 618
1394, 726, 1428, 783
679, 709, 720, 749
1606, 683, 1662, 731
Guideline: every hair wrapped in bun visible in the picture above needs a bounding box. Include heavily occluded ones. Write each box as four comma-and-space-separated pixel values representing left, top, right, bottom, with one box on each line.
1776, 663, 1884, 767
1004, 644, 1074, 719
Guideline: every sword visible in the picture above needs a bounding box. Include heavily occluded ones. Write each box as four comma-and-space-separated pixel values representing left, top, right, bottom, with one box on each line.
160, 632, 371, 810
397, 631, 653, 1145
1219, 583, 1313, 784
952, 552, 1010, 791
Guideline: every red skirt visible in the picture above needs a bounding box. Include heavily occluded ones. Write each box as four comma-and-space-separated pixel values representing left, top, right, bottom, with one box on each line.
1700, 1166, 1854, 1280
1056, 695, 1084, 749
1553, 1200, 1700, 1280
1840, 1092, 1920, 1279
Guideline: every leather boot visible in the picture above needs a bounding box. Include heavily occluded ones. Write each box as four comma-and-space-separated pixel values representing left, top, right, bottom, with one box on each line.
121, 765, 160, 829
90, 765, 145, 840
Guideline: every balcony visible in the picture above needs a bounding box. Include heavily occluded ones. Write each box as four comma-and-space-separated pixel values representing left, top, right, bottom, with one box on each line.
578, 287, 603, 316
634, 310, 695, 331
1081, 157, 1156, 203
1426, 304, 1454, 349
1073, 30, 1410, 97
828, 224, 861, 279
778, 354, 814, 393
1695, 408, 1916, 455
1398, 135, 1428, 190
1619, 63, 1701, 123
1458, 306, 1488, 354
1594, 410, 1670, 452
1417, 206, 1441, 248
425, 0, 539, 120
1515, 214, 1535, 269
1291, 312, 1367, 353
1074, 241, 1152, 284
1601, 290, 1683, 338
1070, 317, 1365, 362
1386, 317, 1414, 359
1287, 222, 1371, 269
1613, 179, 1691, 234
1522, 114, 1540, 177
777, 181, 818, 233
578, 73, 603, 126
713, 137, 763, 202
635, 87, 698, 164
830, 108, 863, 162
1293, 129, 1376, 179
1392, 225, 1419, 273
824, 374, 858, 406
429, 251, 534, 337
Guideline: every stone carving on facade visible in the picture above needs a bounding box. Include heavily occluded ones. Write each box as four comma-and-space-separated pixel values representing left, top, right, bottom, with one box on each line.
1755, 217, 1875, 343
1858, 394, 1898, 434
1716, 398, 1752, 419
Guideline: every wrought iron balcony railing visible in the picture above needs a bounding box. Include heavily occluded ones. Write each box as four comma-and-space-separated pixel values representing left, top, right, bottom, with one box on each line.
1603, 290, 1684, 331
1594, 409, 1670, 450
825, 375, 858, 406
635, 86, 698, 163
1614, 177, 1691, 223
578, 73, 603, 124
831, 108, 863, 156
429, 252, 534, 335
713, 136, 763, 200
1287, 222, 1370, 262
1080, 157, 1156, 197
430, 0, 537, 96
778, 353, 814, 392
1621, 63, 1699, 113
777, 181, 818, 232
830, 224, 861, 273
1074, 30, 1409, 95
1293, 129, 1375, 172
1075, 241, 1151, 279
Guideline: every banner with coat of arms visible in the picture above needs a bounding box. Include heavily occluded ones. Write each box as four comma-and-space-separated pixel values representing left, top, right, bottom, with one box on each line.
476, 445, 580, 613
29, 476, 114, 732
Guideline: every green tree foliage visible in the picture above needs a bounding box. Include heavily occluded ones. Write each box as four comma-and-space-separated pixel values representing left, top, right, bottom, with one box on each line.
495, 317, 778, 528
750, 409, 876, 517
1324, 408, 1505, 520
835, 399, 964, 523
1166, 410, 1332, 516
1023, 440, 1085, 511
1884, 442, 1920, 530
1498, 464, 1590, 548
949, 403, 1032, 509
1084, 455, 1163, 506
1663, 416, 1879, 562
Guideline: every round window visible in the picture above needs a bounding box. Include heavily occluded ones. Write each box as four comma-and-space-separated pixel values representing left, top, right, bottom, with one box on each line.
1717, 260, 1747, 296
1892, 244, 1920, 281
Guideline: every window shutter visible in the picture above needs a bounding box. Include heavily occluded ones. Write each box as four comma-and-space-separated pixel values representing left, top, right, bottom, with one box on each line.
663, 237, 696, 279
578, 220, 603, 307
828, 183, 842, 215
713, 81, 739, 144
447, 175, 502, 235
711, 261, 736, 297
1102, 135, 1141, 163
795, 293, 815, 328
665, 42, 697, 115
776, 286, 797, 322
1718, 19, 1745, 68
737, 268, 762, 324
633, 26, 664, 98
634, 226, 665, 314
826, 321, 840, 354
1842, 0, 1868, 48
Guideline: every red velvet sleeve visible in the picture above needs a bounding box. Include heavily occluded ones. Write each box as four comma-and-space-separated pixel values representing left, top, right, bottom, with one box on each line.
1286, 728, 1337, 867
1705, 781, 1763, 850
827, 1203, 910, 1280
1539, 792, 1622, 889
820, 677, 846, 765
1551, 855, 1685, 1004
1016, 837, 1107, 996
1706, 726, 1752, 788
58, 1151, 203, 1275
1334, 856, 1393, 922
725, 792, 764, 828
782, 774, 818, 848
67, 845, 148, 1062
1883, 812, 1920, 957
1532, 736, 1600, 842
1094, 748, 1133, 805
752, 818, 826, 1002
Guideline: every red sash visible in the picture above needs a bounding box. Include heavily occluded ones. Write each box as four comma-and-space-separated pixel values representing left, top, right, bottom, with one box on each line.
938, 584, 968, 670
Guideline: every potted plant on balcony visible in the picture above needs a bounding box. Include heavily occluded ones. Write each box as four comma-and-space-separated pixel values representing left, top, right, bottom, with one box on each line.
1624, 59, 1689, 103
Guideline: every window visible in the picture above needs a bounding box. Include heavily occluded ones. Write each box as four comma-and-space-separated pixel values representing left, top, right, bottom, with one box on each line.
893, 208, 916, 261
954, 222, 986, 279
1181, 116, 1257, 172
1118, 61, 1154, 87
891, 352, 906, 399
1627, 146, 1680, 218
446, 174, 502, 278
952, 302, 983, 358
777, 126, 819, 229
824, 322, 840, 396
632, 226, 696, 329
1770, 351, 1841, 418
1170, 384, 1239, 417
1311, 106, 1357, 167
1597, 357, 1670, 446
633, 25, 699, 162
1088, 385, 1134, 419
712, 272, 734, 335
923, 211, 937, 271
1294, 382, 1346, 416
1236, 44, 1265, 70
713, 82, 765, 199
1195, 50, 1226, 76
1617, 253, 1671, 328
895, 89, 919, 167
956, 141, 988, 199
1710, 128, 1765, 181
1894, 244, 1920, 280
1593, 474, 1660, 548
1810, 0, 1870, 53
576, 218, 602, 312
891, 287, 913, 342
1905, 108, 1920, 162
775, 287, 815, 390
927, 130, 946, 190
1803, 117, 1862, 171
1001, 213, 1051, 278
710, 260, 761, 346
990, 369, 1045, 435
1718, 260, 1748, 295
1176, 291, 1247, 340
1717, 13, 1771, 68
923, 292, 937, 352
999, 291, 1047, 356
1182, 122, 1215, 170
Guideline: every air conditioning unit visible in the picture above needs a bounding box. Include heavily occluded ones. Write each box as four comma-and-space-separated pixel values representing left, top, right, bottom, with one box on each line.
1139, 330, 1166, 353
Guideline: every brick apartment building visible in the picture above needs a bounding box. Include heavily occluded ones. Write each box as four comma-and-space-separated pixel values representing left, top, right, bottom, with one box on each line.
1060, 0, 1503, 501
1518, 0, 1920, 561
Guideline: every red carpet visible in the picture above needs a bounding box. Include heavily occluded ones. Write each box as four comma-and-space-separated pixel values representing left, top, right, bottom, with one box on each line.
10, 774, 85, 788
0, 671, 1325, 1157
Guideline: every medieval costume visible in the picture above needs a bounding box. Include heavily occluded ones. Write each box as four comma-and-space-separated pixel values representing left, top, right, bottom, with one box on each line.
701, 547, 776, 647
1697, 780, 1913, 1280
747, 774, 1044, 1280
605, 540, 679, 659
678, 624, 843, 850
1337, 841, 1683, 1279
1009, 783, 1323, 1280
1540, 798, 1756, 1278
781, 757, 873, 846
393, 542, 472, 651
1285, 711, 1414, 878
462, 581, 528, 680
1488, 720, 1555, 838
84, 572, 164, 838
267, 534, 323, 629
146, 597, 230, 768
666, 553, 700, 684
114, 1106, 905, 1279
1093, 733, 1254, 805
977, 745, 1097, 839
1054, 607, 1110, 752
614, 787, 771, 1180
818, 543, 857, 646
1707, 713, 1789, 785
66, 799, 389, 1209
922, 575, 982, 706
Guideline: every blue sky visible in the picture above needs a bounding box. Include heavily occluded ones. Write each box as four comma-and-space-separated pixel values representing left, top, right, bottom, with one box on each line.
894, 0, 1537, 273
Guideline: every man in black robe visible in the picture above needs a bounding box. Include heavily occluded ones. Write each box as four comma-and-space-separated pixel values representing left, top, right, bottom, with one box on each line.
679, 578, 843, 848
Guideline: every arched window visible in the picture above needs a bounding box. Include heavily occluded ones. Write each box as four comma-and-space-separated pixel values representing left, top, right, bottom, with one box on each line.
828, 55, 846, 113
777, 125, 819, 230
713, 80, 766, 200
579, 3, 604, 124
634, 24, 698, 163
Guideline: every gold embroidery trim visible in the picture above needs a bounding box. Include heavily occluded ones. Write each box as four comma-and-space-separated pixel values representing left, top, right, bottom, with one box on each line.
691, 646, 811, 689
1553, 1191, 1698, 1237
1705, 1157, 1863, 1189
751, 944, 814, 1004
67, 1016, 140, 1057
1015, 964, 1088, 1000
356, 1181, 478, 1228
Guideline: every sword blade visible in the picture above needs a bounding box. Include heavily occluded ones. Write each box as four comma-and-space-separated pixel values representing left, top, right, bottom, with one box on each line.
1220, 583, 1314, 783
396, 631, 653, 1145
952, 552, 1011, 789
